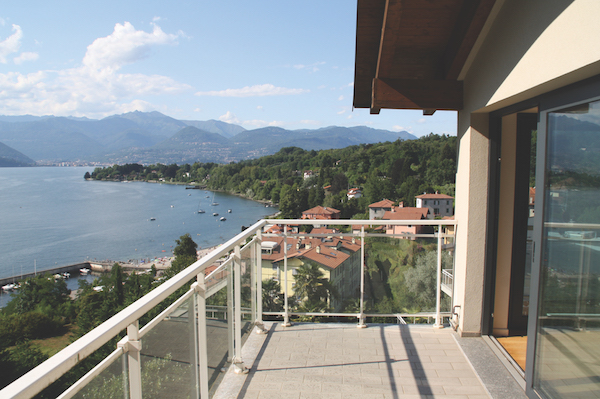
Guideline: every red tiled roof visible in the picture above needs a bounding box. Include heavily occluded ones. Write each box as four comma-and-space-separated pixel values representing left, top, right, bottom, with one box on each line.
415, 193, 454, 199
310, 227, 338, 235
383, 207, 428, 220
262, 235, 360, 269
369, 199, 395, 208
302, 206, 340, 215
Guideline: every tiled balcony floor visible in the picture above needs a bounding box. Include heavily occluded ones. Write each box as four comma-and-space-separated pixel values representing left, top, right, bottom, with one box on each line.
214, 322, 526, 399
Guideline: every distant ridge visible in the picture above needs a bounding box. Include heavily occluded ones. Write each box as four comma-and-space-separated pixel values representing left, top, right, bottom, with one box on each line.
182, 119, 246, 138
0, 141, 35, 166
0, 111, 416, 164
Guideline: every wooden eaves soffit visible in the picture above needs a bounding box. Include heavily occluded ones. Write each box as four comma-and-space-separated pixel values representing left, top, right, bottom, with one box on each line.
353, 0, 496, 115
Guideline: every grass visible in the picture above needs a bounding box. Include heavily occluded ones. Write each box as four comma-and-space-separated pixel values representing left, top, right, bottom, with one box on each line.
30, 324, 78, 357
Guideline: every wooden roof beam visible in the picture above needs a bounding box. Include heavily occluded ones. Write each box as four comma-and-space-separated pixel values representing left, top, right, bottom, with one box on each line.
372, 78, 463, 111
441, 0, 497, 80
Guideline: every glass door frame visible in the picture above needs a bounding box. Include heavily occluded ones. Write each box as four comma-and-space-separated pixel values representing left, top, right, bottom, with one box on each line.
525, 74, 600, 399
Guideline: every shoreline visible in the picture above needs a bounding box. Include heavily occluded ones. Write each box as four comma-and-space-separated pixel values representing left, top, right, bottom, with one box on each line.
89, 178, 279, 209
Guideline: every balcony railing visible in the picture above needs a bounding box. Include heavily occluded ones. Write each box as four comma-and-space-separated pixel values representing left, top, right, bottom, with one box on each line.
1, 218, 456, 399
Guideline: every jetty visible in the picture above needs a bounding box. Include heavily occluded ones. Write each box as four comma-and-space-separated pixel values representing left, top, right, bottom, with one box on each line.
0, 262, 90, 288
0, 259, 172, 288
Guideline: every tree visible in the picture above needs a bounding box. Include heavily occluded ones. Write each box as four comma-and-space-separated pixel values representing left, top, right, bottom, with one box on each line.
331, 172, 348, 194
111, 263, 124, 307
173, 233, 198, 259
262, 279, 284, 312
293, 263, 337, 306
4, 274, 70, 316
404, 250, 453, 311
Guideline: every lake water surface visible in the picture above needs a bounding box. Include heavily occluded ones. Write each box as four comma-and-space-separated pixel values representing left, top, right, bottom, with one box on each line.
0, 167, 277, 280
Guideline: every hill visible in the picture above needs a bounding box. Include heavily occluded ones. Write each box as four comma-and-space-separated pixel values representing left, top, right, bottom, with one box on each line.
0, 141, 36, 166
0, 111, 416, 164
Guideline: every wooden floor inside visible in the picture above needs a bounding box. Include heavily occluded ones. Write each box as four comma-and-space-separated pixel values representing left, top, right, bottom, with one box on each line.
496, 335, 527, 371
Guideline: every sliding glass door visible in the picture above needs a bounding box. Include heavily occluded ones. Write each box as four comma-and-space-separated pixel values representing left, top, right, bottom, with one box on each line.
530, 99, 600, 398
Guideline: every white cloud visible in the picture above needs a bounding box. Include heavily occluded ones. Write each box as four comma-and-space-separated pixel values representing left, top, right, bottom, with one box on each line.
417, 118, 426, 124
196, 84, 308, 97
338, 95, 344, 101
0, 24, 23, 64
219, 111, 241, 124
257, 105, 263, 110
82, 22, 182, 72
337, 109, 346, 115
243, 119, 284, 128
0, 18, 6, 27
393, 125, 413, 133
219, 112, 285, 128
293, 61, 325, 72
0, 22, 191, 118
152, 16, 162, 22
14, 52, 38, 65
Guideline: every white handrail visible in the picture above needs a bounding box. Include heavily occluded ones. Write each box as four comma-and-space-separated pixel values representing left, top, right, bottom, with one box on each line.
1, 217, 456, 399
1, 219, 267, 399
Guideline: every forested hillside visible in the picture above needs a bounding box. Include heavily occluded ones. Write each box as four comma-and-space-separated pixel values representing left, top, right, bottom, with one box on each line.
91, 134, 456, 218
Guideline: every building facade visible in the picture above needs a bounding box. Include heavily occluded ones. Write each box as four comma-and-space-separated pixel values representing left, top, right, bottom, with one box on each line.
353, 1, 600, 398
415, 193, 454, 219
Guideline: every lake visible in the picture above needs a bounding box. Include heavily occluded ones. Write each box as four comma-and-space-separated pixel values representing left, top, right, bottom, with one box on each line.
0, 167, 277, 281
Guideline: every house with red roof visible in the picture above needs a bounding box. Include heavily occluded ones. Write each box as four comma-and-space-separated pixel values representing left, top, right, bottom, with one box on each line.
368, 199, 395, 220
382, 206, 430, 238
415, 193, 454, 219
260, 228, 361, 309
301, 206, 341, 221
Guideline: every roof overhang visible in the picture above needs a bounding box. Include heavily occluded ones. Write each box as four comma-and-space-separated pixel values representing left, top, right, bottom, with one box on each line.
353, 0, 497, 115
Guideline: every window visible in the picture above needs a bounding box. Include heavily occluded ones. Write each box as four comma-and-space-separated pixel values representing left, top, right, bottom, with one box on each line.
434, 208, 440, 215
532, 96, 600, 398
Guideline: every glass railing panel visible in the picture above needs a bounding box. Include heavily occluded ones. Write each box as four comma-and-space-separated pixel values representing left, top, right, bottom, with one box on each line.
239, 243, 254, 312
139, 296, 196, 399
70, 351, 128, 399
362, 229, 451, 323
205, 262, 231, 398
239, 243, 255, 339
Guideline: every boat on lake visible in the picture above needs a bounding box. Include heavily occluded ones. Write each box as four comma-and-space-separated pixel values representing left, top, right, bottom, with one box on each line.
220, 217, 226, 221
2, 283, 15, 292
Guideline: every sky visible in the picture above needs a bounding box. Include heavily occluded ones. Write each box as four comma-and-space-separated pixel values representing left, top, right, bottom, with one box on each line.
0, 1, 457, 137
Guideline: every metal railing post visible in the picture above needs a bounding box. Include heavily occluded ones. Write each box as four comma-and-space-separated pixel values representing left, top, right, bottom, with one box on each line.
227, 260, 234, 362
358, 226, 367, 328
190, 294, 200, 399
233, 245, 248, 373
282, 225, 291, 327
255, 229, 268, 333
434, 230, 443, 328
126, 322, 142, 399
193, 274, 209, 398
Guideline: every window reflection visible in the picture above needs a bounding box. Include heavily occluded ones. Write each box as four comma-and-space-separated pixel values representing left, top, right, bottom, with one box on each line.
535, 99, 600, 398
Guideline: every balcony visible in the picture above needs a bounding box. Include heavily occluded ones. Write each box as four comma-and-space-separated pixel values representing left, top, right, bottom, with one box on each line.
1, 219, 525, 399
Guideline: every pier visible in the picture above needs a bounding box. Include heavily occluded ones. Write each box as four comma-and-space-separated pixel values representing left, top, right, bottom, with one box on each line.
0, 259, 170, 288
0, 262, 91, 288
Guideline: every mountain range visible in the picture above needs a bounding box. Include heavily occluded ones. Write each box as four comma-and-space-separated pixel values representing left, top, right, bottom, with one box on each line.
0, 111, 416, 165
